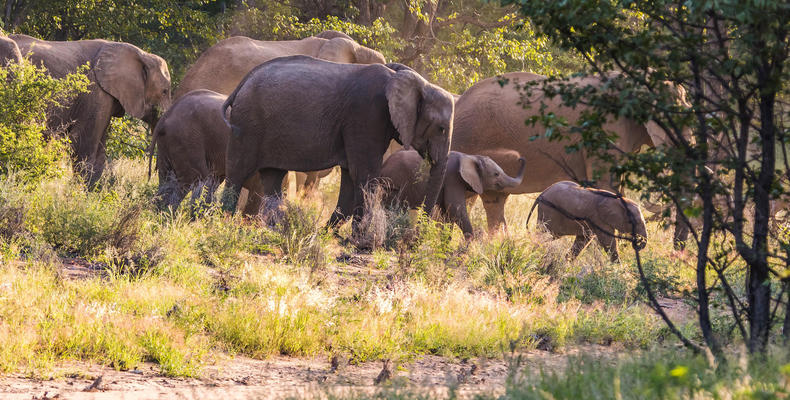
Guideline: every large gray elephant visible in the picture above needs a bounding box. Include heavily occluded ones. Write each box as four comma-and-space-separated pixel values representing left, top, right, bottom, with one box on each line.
0, 34, 21, 65
11, 34, 172, 185
527, 181, 647, 262
173, 31, 385, 192
452, 72, 672, 232
380, 149, 525, 237
220, 56, 454, 233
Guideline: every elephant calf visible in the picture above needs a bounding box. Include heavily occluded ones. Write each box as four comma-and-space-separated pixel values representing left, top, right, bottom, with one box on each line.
528, 181, 647, 262
380, 149, 525, 238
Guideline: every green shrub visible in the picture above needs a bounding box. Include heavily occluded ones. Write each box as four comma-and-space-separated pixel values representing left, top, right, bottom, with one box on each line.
106, 116, 150, 160
395, 211, 463, 287
0, 60, 89, 184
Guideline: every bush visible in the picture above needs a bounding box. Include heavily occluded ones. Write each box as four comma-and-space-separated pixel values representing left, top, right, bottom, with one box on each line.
0, 60, 89, 184
269, 199, 331, 272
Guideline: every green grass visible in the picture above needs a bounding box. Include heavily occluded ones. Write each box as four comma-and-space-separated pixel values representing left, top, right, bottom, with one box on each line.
0, 158, 703, 378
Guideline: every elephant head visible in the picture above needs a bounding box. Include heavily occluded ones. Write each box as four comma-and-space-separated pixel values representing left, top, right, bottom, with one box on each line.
459, 154, 526, 194
317, 37, 386, 64
0, 35, 21, 66
94, 43, 171, 129
600, 195, 647, 250
386, 68, 454, 212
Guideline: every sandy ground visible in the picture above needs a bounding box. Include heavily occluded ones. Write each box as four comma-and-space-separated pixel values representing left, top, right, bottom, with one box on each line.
0, 345, 623, 400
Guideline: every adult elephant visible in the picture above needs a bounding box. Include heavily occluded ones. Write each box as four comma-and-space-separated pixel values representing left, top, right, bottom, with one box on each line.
173, 30, 385, 192
11, 34, 171, 185
174, 31, 386, 99
452, 72, 671, 232
220, 56, 454, 233
0, 35, 21, 65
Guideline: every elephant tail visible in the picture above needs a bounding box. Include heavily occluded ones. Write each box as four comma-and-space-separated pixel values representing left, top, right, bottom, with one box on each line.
527, 194, 542, 227
222, 86, 242, 138
147, 124, 161, 181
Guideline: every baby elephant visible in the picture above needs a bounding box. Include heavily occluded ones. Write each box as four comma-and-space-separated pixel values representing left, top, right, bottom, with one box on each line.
528, 181, 647, 262
380, 149, 526, 237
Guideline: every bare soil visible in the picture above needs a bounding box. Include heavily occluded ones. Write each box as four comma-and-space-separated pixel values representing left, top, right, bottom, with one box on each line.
0, 345, 623, 400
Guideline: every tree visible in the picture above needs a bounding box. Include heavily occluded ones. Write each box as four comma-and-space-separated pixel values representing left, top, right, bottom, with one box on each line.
504, 0, 789, 353
223, 0, 582, 92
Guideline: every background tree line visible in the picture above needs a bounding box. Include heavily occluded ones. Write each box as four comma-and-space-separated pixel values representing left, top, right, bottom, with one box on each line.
0, 0, 582, 93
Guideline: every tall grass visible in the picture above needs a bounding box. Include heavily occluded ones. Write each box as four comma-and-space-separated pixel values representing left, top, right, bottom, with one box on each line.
0, 157, 701, 378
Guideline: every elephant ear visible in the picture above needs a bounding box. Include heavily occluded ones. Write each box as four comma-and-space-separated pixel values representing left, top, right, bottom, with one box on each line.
95, 43, 146, 119
459, 155, 484, 194
385, 69, 424, 150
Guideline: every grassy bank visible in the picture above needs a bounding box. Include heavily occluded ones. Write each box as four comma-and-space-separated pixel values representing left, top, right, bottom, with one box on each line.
0, 158, 696, 378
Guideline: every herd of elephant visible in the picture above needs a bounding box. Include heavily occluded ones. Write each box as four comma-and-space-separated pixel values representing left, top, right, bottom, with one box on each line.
0, 30, 668, 260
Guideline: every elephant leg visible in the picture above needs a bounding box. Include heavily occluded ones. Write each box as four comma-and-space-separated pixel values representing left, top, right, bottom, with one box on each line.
445, 187, 474, 238
222, 155, 260, 213
593, 228, 619, 262
302, 172, 320, 195
673, 212, 691, 250
68, 94, 116, 187
569, 234, 592, 260
91, 133, 108, 184
240, 174, 264, 216
328, 167, 354, 229
481, 191, 510, 234
189, 177, 219, 214
256, 168, 288, 219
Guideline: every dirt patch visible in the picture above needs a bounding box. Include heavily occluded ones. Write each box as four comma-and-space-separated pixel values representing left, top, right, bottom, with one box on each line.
0, 345, 619, 399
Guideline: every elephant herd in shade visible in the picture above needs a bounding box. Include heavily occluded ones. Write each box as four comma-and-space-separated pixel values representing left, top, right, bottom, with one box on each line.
1, 30, 671, 260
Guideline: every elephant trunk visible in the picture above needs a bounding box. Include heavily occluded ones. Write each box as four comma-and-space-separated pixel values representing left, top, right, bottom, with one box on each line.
421, 134, 451, 214
503, 157, 526, 188
621, 205, 648, 250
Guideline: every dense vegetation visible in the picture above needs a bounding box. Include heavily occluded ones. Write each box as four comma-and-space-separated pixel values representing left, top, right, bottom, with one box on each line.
0, 0, 789, 398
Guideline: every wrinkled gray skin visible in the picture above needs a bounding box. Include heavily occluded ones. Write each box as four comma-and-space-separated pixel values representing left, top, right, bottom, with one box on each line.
174, 30, 385, 193
380, 149, 525, 238
0, 35, 22, 65
528, 181, 647, 262
153, 89, 267, 214
12, 34, 171, 186
221, 57, 454, 235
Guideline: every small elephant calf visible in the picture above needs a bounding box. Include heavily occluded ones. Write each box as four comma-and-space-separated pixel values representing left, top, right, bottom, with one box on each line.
528, 181, 647, 262
380, 149, 525, 238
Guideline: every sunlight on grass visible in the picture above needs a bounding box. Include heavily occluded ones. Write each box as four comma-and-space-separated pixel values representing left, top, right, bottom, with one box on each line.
0, 158, 697, 378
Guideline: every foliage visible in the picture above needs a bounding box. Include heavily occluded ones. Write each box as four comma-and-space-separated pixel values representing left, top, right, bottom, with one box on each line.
502, 349, 790, 400
4, 0, 224, 81
0, 60, 89, 184
106, 116, 150, 160
505, 0, 790, 354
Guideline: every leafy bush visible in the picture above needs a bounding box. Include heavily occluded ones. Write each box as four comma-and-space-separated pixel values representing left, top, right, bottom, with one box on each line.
106, 116, 150, 160
0, 60, 89, 184
395, 210, 463, 287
